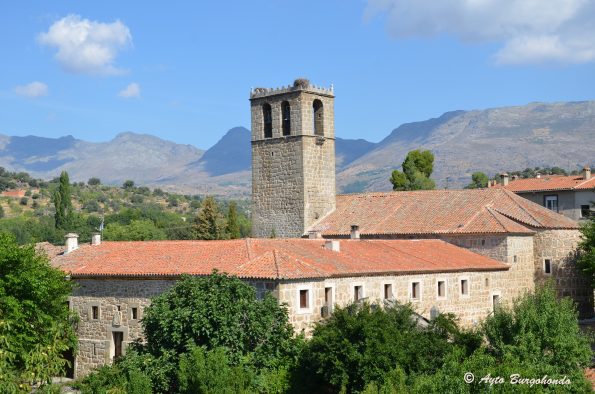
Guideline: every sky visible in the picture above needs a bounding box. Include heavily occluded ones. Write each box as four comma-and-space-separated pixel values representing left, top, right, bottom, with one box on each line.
1, 1, 595, 149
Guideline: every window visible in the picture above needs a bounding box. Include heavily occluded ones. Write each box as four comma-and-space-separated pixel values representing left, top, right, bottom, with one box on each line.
492, 293, 500, 312
92, 306, 99, 320
485, 277, 489, 288
281, 101, 291, 136
384, 284, 393, 300
460, 279, 469, 296
410, 282, 420, 300
581, 205, 591, 218
262, 103, 272, 138
131, 307, 138, 320
544, 259, 552, 274
313, 99, 324, 136
354, 285, 363, 302
299, 290, 309, 309
481, 239, 486, 246
324, 286, 333, 306
513, 255, 517, 263
544, 195, 558, 212
437, 280, 446, 298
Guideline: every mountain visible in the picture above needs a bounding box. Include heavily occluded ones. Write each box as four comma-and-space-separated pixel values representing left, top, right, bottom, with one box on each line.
1, 100, 594, 196
337, 101, 595, 192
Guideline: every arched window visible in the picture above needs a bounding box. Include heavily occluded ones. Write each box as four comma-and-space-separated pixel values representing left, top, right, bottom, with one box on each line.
281, 101, 291, 136
263, 103, 272, 138
313, 99, 324, 136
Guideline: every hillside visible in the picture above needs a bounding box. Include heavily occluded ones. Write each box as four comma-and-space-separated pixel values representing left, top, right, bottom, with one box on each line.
1, 100, 594, 194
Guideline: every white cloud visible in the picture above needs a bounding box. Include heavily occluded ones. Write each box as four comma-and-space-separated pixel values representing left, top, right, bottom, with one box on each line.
14, 81, 49, 98
365, 0, 595, 65
38, 14, 132, 75
118, 83, 141, 98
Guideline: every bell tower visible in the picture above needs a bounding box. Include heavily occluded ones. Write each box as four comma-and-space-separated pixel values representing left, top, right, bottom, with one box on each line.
250, 78, 336, 238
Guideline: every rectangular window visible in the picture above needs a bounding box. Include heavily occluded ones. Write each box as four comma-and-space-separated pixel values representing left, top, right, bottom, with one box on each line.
492, 294, 500, 312
437, 281, 446, 298
544, 259, 552, 274
384, 284, 393, 300
544, 195, 558, 212
411, 282, 420, 300
131, 307, 138, 320
92, 306, 99, 320
581, 205, 591, 218
324, 287, 333, 306
299, 289, 309, 309
461, 279, 469, 296
354, 285, 363, 302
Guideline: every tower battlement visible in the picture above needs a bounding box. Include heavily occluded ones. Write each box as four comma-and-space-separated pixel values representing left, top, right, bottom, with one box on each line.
250, 78, 334, 99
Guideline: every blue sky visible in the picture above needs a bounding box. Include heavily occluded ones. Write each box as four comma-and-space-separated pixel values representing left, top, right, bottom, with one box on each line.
1, 1, 594, 148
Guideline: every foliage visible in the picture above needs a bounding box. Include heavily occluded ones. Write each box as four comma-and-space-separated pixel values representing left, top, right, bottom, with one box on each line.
0, 233, 76, 391
390, 150, 436, 191
53, 171, 72, 230
103, 219, 167, 241
191, 196, 222, 240
296, 301, 479, 393
122, 180, 135, 189
226, 201, 241, 239
87, 177, 101, 186
465, 172, 489, 189
577, 213, 595, 287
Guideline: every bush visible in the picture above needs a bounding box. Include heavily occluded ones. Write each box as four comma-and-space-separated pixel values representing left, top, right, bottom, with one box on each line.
123, 180, 135, 189
87, 177, 101, 186
19, 197, 28, 206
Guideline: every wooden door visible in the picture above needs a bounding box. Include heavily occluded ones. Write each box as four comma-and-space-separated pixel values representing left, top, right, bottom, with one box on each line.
113, 332, 123, 360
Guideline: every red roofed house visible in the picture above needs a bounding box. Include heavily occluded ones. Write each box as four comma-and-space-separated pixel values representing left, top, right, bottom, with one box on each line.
499, 167, 595, 221
45, 80, 593, 378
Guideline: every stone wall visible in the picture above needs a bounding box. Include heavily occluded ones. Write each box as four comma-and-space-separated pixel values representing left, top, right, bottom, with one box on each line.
70, 278, 277, 378
533, 229, 593, 317
278, 270, 513, 334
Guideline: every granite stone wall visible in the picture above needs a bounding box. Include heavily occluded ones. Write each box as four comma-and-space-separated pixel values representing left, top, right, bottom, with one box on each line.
533, 229, 593, 317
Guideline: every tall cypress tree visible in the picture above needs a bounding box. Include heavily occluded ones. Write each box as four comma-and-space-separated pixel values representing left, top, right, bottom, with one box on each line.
192, 196, 221, 240
226, 202, 241, 239
54, 171, 72, 229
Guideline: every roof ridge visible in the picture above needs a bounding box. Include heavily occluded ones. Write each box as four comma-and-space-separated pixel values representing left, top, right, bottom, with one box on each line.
500, 189, 542, 226
485, 206, 510, 232
574, 177, 595, 189
458, 206, 488, 232
272, 250, 281, 279
245, 238, 254, 260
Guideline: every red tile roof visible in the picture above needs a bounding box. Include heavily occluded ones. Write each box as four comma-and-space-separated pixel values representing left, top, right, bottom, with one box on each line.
48, 238, 509, 280
503, 175, 595, 193
309, 188, 578, 237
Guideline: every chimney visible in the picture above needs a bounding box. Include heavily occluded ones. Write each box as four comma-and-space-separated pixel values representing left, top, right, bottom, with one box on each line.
324, 240, 340, 252
536, 173, 541, 179
511, 175, 518, 181
91, 233, 101, 246
65, 233, 79, 254
350, 225, 360, 240
308, 230, 322, 239
583, 166, 591, 180
500, 173, 509, 186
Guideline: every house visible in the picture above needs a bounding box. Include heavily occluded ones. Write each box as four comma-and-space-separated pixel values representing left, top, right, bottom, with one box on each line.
499, 167, 595, 221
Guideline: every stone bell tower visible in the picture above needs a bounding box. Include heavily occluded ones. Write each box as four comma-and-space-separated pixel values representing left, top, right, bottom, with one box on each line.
250, 78, 336, 238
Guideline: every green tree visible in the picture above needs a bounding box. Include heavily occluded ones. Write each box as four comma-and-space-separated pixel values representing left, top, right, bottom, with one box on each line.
465, 172, 489, 189
225, 202, 241, 239
0, 233, 77, 392
192, 196, 221, 240
390, 150, 436, 191
103, 219, 167, 241
577, 211, 595, 287
53, 171, 73, 230
123, 180, 135, 189
87, 177, 101, 186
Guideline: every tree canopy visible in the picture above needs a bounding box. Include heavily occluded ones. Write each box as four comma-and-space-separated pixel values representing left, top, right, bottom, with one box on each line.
465, 172, 489, 189
192, 196, 222, 240
53, 171, 72, 230
0, 233, 76, 392
577, 211, 595, 287
390, 150, 436, 191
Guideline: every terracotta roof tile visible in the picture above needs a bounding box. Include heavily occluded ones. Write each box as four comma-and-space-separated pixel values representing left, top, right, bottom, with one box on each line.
504, 175, 595, 192
49, 238, 509, 280
309, 189, 577, 237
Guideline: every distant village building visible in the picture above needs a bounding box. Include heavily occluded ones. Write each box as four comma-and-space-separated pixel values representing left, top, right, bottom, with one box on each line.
44, 79, 593, 378
499, 168, 594, 221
